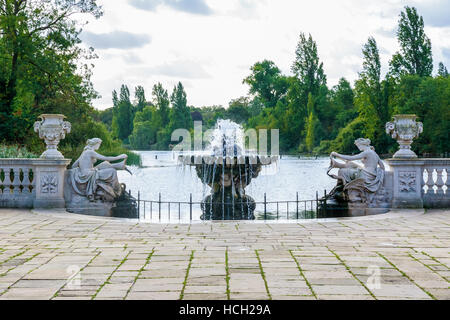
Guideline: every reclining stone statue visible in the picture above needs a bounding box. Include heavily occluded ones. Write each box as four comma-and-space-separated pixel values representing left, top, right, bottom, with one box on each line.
65, 138, 137, 217
70, 138, 128, 202
326, 138, 387, 210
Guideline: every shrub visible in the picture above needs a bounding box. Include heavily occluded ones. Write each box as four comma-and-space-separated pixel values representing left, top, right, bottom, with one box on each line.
0, 144, 38, 158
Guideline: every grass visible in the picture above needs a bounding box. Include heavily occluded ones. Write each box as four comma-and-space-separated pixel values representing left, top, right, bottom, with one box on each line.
179, 250, 195, 300
289, 250, 317, 298
225, 249, 230, 300
255, 249, 272, 300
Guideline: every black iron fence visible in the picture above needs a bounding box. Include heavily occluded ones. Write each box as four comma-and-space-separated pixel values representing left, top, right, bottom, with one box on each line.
134, 190, 330, 222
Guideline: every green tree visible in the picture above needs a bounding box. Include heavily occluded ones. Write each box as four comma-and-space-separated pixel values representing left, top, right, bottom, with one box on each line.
134, 86, 146, 112
0, 0, 102, 142
438, 62, 449, 77
243, 60, 289, 108
152, 82, 170, 127
389, 6, 433, 77
226, 97, 250, 124
92, 107, 113, 130
291, 33, 326, 98
359, 37, 386, 121
305, 93, 317, 152
389, 75, 450, 155
169, 82, 192, 132
112, 84, 134, 142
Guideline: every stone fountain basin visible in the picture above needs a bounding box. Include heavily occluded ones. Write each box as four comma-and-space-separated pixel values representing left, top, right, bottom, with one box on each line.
178, 155, 278, 166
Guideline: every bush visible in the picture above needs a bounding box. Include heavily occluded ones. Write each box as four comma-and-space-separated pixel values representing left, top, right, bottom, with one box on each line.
0, 144, 38, 158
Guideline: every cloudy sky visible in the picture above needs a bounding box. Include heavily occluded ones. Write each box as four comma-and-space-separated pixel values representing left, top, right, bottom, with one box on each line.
79, 0, 450, 110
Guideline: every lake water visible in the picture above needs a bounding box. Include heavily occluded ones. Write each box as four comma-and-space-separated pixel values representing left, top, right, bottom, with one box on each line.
118, 151, 337, 221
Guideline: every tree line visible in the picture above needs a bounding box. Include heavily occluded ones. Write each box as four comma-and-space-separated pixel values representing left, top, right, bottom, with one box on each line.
0, 0, 141, 164
98, 6, 448, 156
1, 1, 448, 160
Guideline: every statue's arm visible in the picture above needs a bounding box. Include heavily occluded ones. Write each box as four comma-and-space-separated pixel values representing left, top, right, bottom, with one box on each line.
92, 151, 127, 162
378, 158, 385, 170
332, 151, 365, 161
72, 159, 79, 169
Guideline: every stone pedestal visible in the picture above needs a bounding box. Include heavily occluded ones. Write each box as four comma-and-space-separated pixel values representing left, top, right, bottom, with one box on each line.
33, 159, 71, 209
64, 169, 115, 217
385, 159, 424, 209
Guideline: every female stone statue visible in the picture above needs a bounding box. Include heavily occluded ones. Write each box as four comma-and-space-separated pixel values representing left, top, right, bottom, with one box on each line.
70, 138, 128, 202
328, 138, 385, 203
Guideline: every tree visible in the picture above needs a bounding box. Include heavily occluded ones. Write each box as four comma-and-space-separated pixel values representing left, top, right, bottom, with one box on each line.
226, 97, 250, 124
112, 90, 119, 108
389, 75, 450, 155
152, 82, 170, 127
359, 37, 385, 120
305, 93, 317, 152
112, 84, 134, 142
291, 33, 326, 98
169, 82, 192, 132
389, 6, 433, 77
354, 37, 387, 149
243, 60, 289, 108
327, 78, 357, 138
134, 86, 146, 112
438, 62, 449, 77
330, 78, 354, 110
0, 0, 102, 142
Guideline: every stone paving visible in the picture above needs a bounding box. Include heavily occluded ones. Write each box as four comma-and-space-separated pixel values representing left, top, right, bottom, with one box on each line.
0, 208, 448, 300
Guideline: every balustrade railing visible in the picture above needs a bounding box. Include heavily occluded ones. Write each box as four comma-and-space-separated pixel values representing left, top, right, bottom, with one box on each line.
0, 159, 36, 208
421, 159, 449, 208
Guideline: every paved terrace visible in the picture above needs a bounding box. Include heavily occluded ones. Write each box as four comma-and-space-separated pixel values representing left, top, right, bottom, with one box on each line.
0, 208, 448, 300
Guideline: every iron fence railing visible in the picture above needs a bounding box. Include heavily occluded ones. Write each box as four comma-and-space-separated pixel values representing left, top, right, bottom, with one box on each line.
134, 190, 330, 222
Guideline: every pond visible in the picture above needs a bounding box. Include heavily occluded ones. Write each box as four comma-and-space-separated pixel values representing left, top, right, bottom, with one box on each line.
118, 151, 337, 222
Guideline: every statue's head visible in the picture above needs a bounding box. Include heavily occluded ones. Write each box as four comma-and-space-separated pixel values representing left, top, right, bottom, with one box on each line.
85, 138, 102, 151
354, 138, 372, 151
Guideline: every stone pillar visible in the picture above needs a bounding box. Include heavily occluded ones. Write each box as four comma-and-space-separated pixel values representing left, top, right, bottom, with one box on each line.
33, 159, 71, 209
385, 159, 424, 208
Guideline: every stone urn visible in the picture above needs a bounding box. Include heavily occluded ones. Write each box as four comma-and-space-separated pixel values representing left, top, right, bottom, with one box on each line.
386, 114, 423, 158
34, 114, 71, 159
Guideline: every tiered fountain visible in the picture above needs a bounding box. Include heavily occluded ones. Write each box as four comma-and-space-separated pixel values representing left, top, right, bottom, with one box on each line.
178, 120, 278, 220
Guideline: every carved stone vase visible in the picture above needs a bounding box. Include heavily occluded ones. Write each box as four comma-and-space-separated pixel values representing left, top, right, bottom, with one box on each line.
34, 114, 71, 159
386, 114, 423, 159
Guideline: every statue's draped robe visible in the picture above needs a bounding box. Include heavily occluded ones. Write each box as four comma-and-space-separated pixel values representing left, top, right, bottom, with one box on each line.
70, 161, 122, 201
338, 167, 384, 203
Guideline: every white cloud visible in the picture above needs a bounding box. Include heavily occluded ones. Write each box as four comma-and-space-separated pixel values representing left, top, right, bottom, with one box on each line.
128, 0, 213, 15
81, 0, 450, 109
81, 30, 151, 49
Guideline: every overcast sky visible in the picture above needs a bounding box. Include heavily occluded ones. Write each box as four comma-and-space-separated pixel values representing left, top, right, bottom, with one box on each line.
79, 0, 450, 110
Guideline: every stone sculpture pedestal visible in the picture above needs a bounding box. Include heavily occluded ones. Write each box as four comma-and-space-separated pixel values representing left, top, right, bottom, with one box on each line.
64, 169, 114, 216
33, 159, 71, 209
64, 169, 138, 218
385, 159, 424, 208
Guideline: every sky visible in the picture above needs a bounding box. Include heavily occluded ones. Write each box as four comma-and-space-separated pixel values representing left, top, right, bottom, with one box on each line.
78, 0, 450, 110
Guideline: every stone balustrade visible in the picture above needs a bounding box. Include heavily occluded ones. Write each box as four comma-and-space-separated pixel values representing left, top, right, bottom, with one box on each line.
421, 159, 449, 208
0, 158, 70, 209
0, 157, 448, 211
0, 159, 35, 208
385, 158, 449, 209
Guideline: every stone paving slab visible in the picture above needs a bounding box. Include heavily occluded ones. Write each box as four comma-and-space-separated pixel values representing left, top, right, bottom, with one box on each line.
0, 208, 448, 300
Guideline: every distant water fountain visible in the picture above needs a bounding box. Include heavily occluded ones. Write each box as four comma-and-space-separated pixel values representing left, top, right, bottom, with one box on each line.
178, 120, 278, 220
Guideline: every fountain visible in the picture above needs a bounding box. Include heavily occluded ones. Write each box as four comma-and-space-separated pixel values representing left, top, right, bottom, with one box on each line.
178, 120, 278, 220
